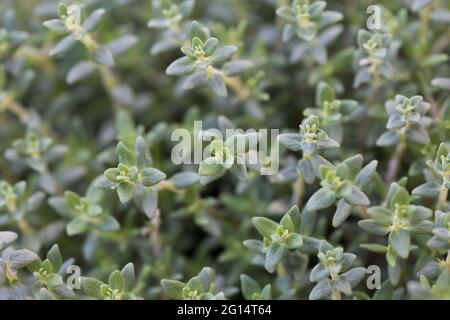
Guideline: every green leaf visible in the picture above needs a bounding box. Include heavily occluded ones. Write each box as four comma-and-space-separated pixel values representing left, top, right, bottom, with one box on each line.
141, 187, 158, 218
240, 274, 261, 300
285, 233, 303, 249
170, 171, 200, 188
358, 219, 389, 236
264, 243, 285, 273
309, 280, 332, 300
9, 249, 39, 269
203, 37, 219, 56
97, 215, 120, 231
167, 57, 195, 76
161, 279, 185, 299
117, 183, 134, 203
222, 60, 254, 76
0, 231, 18, 250
389, 229, 410, 259
83, 8, 105, 32
67, 217, 89, 236
332, 199, 353, 227
207, 74, 227, 97
47, 273, 64, 288
49, 34, 76, 56
121, 263, 135, 291
198, 157, 224, 176
210, 45, 238, 65
66, 61, 95, 84
117, 142, 136, 166
47, 244, 62, 271
306, 187, 336, 211
92, 46, 115, 67
44, 19, 66, 33
343, 186, 370, 206
252, 217, 278, 238
330, 278, 352, 295
360, 243, 388, 253
140, 168, 166, 187
189, 21, 208, 42
316, 81, 335, 106
109, 270, 125, 292
81, 277, 104, 299
135, 136, 152, 169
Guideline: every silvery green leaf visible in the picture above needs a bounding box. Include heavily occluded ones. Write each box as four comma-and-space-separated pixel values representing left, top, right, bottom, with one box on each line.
319, 11, 343, 28
66, 61, 96, 84
264, 243, 285, 273
316, 81, 334, 106
278, 133, 302, 151
92, 46, 115, 67
230, 163, 249, 182
306, 187, 336, 211
161, 279, 185, 299
340, 253, 356, 271
47, 244, 62, 271
203, 37, 219, 56
83, 8, 105, 32
343, 186, 370, 206
389, 229, 410, 259
405, 127, 430, 144
166, 57, 195, 76
309, 280, 332, 300
109, 270, 125, 292
240, 274, 261, 300
408, 220, 432, 233
332, 199, 352, 227
189, 21, 208, 42
388, 259, 402, 286
373, 280, 394, 299
199, 157, 224, 176
243, 240, 264, 253
207, 74, 227, 97
106, 35, 138, 56
47, 273, 64, 288
81, 277, 104, 299
179, 0, 195, 17
355, 160, 378, 187
310, 264, 329, 282
210, 45, 238, 65
433, 228, 450, 240
285, 233, 303, 249
222, 60, 254, 76
418, 261, 442, 279
140, 168, 166, 187
171, 171, 199, 188
121, 263, 135, 291
360, 243, 388, 253
9, 249, 39, 269
0, 231, 18, 250
43, 19, 66, 33
412, 182, 441, 198
67, 217, 89, 236
98, 215, 120, 231
117, 183, 134, 203
252, 217, 277, 238
341, 267, 366, 287
358, 219, 389, 236
412, 0, 432, 12
117, 142, 136, 167
330, 278, 352, 295
49, 34, 76, 56
431, 77, 450, 90
298, 159, 316, 184
139, 186, 158, 219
